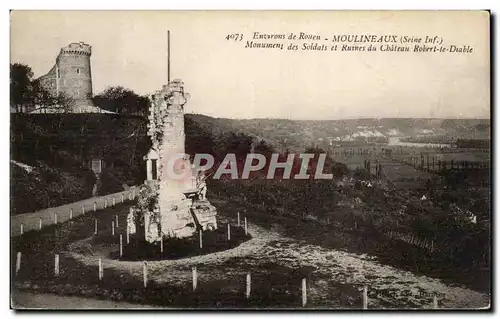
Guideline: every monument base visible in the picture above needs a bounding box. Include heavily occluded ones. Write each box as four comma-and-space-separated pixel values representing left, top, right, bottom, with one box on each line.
128, 197, 218, 243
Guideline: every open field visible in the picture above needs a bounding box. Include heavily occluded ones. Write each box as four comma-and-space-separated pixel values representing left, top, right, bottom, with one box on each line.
390, 151, 490, 168
332, 154, 435, 189
332, 144, 490, 190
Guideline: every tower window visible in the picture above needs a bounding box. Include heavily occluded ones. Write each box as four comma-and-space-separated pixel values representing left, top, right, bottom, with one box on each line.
76, 68, 80, 74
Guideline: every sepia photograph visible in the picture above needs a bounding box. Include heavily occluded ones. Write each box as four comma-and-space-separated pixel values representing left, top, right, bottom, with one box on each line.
9, 10, 491, 310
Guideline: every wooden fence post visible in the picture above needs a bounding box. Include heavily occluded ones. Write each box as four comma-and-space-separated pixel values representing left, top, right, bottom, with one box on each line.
246, 272, 251, 299
237, 212, 240, 227
112, 197, 115, 206
121, 194, 124, 203
363, 286, 368, 309
126, 226, 130, 244
302, 278, 307, 307
93, 202, 97, 212
98, 258, 103, 280
119, 235, 123, 257
227, 223, 231, 241
39, 218, 43, 230
115, 215, 119, 228
143, 262, 148, 288
112, 221, 115, 236
192, 266, 198, 291
69, 208, 73, 219
94, 219, 98, 235
433, 295, 438, 309
160, 237, 164, 254
82, 205, 85, 215
15, 252, 21, 276
104, 198, 108, 208
54, 254, 59, 277
244, 217, 248, 235
20, 223, 24, 235
54, 213, 58, 225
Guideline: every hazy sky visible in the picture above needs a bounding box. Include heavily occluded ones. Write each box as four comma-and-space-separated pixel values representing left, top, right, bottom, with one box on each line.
10, 11, 490, 119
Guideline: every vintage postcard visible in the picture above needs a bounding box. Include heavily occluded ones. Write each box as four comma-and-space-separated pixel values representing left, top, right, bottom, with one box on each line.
9, 10, 490, 310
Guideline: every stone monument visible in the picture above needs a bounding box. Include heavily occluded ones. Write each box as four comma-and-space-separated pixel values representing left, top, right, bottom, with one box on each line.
128, 79, 218, 242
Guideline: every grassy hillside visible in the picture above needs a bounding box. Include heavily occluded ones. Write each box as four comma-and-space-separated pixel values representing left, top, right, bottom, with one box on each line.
11, 113, 490, 214
11, 112, 360, 214
10, 161, 95, 214
10, 114, 150, 214
11, 113, 281, 214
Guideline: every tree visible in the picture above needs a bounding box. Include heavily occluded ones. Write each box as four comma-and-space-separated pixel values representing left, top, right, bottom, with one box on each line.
253, 139, 274, 158
304, 146, 337, 177
93, 86, 150, 116
29, 79, 76, 114
10, 63, 75, 114
10, 63, 34, 113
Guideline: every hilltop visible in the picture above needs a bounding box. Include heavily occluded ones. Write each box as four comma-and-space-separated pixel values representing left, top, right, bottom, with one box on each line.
187, 114, 490, 150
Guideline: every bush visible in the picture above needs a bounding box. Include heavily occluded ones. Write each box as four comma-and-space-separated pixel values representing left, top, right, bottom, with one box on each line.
97, 169, 126, 196
10, 162, 95, 214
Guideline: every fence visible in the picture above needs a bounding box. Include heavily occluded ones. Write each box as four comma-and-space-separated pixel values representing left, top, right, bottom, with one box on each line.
12, 207, 446, 310
386, 231, 435, 252
11, 186, 139, 237
13, 250, 442, 309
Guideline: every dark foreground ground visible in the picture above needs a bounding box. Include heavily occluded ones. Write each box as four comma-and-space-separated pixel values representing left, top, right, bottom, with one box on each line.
12, 291, 160, 309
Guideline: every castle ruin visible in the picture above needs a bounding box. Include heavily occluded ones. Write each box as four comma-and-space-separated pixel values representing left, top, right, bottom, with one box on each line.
37, 42, 101, 113
127, 79, 218, 242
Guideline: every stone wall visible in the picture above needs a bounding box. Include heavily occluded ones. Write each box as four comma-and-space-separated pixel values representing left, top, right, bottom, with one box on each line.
38, 65, 57, 96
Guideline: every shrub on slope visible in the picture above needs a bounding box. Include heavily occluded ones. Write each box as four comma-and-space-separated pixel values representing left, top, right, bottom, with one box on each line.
10, 161, 95, 214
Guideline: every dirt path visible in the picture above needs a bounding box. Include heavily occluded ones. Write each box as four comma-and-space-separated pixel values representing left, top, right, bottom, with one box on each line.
11, 187, 138, 237
68, 218, 489, 309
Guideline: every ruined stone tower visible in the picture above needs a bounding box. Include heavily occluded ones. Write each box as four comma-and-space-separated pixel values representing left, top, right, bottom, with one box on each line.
128, 79, 218, 242
38, 42, 95, 111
